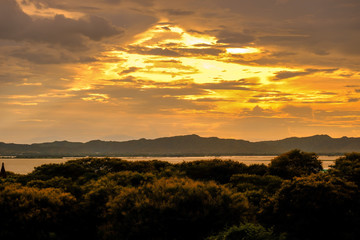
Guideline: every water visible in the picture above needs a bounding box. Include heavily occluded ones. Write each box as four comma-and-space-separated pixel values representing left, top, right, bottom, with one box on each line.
0, 155, 339, 174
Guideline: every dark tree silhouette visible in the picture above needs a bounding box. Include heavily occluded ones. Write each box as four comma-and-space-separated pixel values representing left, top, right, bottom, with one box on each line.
268, 149, 322, 179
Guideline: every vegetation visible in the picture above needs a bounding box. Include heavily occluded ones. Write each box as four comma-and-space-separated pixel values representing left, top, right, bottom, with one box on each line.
1, 149, 360, 239
268, 149, 322, 179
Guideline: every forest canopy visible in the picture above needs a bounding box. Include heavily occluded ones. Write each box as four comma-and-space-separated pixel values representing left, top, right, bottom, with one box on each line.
1, 149, 360, 240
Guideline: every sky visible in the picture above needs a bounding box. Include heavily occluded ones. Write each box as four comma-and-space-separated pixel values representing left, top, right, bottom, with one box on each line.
1, 0, 360, 143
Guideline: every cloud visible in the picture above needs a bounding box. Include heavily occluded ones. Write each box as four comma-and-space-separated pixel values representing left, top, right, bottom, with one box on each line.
2, 0, 360, 143
0, 0, 122, 49
348, 98, 359, 103
119, 67, 141, 75
274, 68, 338, 80
174, 48, 224, 56
75, 84, 210, 114
128, 46, 180, 57
10, 45, 97, 64
242, 105, 276, 117
162, 9, 194, 16
214, 30, 255, 44
198, 79, 258, 91
282, 105, 313, 118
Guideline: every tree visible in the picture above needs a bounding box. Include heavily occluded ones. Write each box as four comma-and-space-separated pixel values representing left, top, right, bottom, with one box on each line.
229, 174, 283, 194
0, 183, 77, 239
329, 152, 360, 185
272, 173, 360, 240
268, 149, 322, 179
177, 159, 251, 184
207, 223, 284, 240
101, 177, 249, 240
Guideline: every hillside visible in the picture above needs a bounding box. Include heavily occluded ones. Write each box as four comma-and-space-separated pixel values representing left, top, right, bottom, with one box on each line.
1, 134, 360, 157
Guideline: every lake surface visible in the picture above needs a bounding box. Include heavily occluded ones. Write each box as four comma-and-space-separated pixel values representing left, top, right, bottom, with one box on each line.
0, 155, 339, 174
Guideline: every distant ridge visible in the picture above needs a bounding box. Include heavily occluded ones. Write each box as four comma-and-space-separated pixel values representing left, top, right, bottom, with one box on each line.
1, 134, 360, 157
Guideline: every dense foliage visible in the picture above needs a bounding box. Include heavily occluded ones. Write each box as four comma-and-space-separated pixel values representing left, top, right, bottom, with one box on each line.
268, 149, 322, 179
0, 149, 359, 239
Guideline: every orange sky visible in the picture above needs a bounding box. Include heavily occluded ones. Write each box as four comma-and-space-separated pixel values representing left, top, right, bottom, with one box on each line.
1, 0, 360, 143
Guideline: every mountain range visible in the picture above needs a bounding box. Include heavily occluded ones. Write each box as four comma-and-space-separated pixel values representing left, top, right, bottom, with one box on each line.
1, 134, 360, 157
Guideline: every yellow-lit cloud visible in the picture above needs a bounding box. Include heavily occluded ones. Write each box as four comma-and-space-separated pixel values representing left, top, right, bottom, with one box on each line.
2, 0, 360, 143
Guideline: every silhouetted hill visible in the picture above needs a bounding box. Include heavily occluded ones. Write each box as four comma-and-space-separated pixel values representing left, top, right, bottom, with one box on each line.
1, 134, 360, 157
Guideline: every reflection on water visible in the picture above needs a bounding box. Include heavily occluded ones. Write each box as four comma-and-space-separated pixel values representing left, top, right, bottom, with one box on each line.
0, 155, 339, 174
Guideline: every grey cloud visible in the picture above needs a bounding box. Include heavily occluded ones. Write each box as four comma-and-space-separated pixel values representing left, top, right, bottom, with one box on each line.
92, 81, 207, 98
93, 78, 262, 102
162, 9, 194, 16
77, 84, 209, 114
10, 46, 97, 64
319, 91, 337, 95
104, 0, 122, 4
0, 0, 122, 49
201, 0, 360, 61
274, 68, 338, 80
25, 0, 154, 10
128, 46, 180, 57
247, 97, 293, 103
26, 0, 360, 59
348, 98, 360, 103
215, 30, 255, 44
248, 92, 294, 103
195, 98, 230, 102
119, 67, 141, 75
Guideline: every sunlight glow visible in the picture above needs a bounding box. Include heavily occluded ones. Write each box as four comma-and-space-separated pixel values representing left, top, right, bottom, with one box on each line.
82, 94, 110, 103
132, 24, 217, 48
71, 22, 314, 114
226, 47, 261, 54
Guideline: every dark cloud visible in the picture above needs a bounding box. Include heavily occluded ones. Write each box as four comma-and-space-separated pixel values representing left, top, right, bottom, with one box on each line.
0, 0, 122, 49
162, 9, 194, 16
348, 98, 360, 103
214, 30, 255, 44
194, 98, 230, 102
10, 45, 97, 64
248, 97, 293, 103
24, 0, 154, 10
119, 67, 141, 75
76, 83, 210, 114
319, 91, 337, 95
128, 46, 180, 57
274, 68, 338, 80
